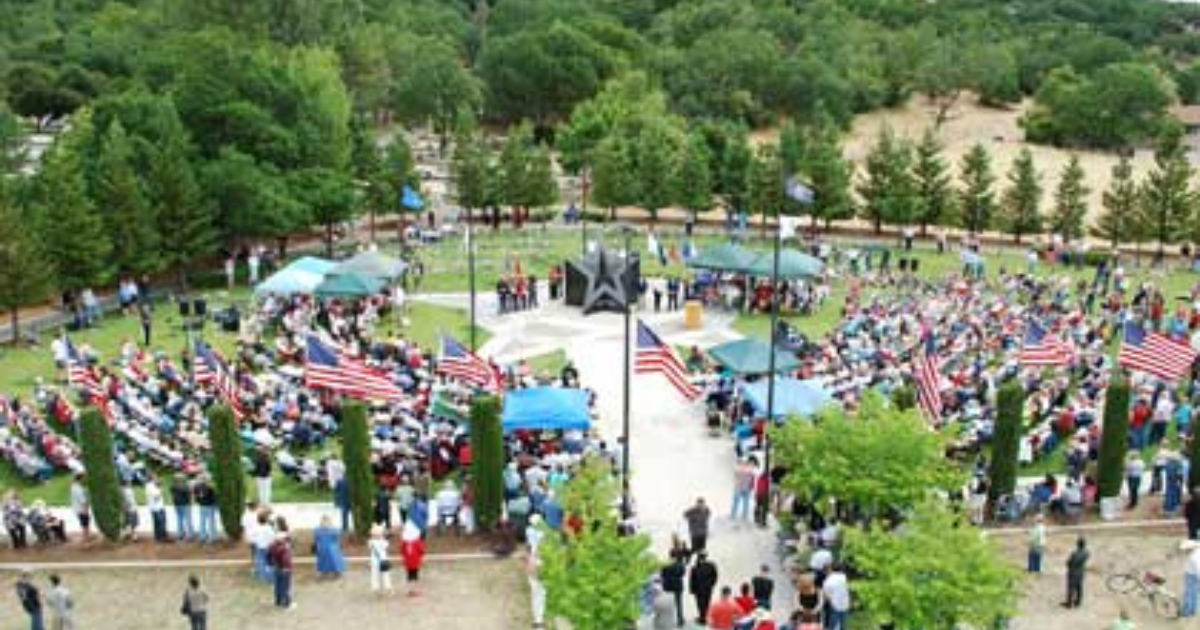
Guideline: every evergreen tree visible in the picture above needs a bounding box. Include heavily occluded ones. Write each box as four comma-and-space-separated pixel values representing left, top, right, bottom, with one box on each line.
95, 121, 161, 276
958, 143, 997, 234
78, 409, 123, 542
798, 119, 852, 230
341, 402, 374, 539
857, 126, 916, 234
208, 405, 246, 540
148, 121, 213, 290
499, 123, 556, 228
988, 382, 1024, 502
1140, 127, 1196, 262
632, 117, 681, 222
0, 197, 53, 341
1093, 156, 1140, 251
1051, 155, 1090, 242
470, 395, 504, 531
778, 121, 805, 178
34, 130, 112, 291
671, 130, 713, 218
451, 129, 493, 215
912, 129, 953, 236
749, 144, 784, 237
1000, 148, 1043, 244
1097, 377, 1131, 500
591, 135, 638, 221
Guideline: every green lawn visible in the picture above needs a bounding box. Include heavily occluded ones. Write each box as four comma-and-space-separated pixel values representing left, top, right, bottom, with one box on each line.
385, 301, 490, 350
526, 349, 569, 375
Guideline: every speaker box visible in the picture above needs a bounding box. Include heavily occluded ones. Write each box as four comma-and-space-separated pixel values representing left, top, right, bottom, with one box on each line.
194, 299, 207, 317
178, 301, 191, 317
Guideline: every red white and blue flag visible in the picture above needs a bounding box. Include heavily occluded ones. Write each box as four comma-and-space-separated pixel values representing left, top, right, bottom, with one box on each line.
1019, 321, 1072, 367
914, 334, 943, 422
1118, 321, 1199, 381
65, 338, 103, 401
195, 342, 247, 420
305, 335, 406, 402
634, 320, 700, 401
438, 335, 500, 393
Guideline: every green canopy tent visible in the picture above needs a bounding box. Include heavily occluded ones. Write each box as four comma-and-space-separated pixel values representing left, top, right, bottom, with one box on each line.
314, 272, 385, 299
332, 249, 408, 282
744, 249, 825, 279
708, 338, 801, 375
686, 243, 758, 273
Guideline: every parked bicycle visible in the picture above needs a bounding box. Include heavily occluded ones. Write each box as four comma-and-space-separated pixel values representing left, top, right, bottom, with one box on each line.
1106, 570, 1180, 618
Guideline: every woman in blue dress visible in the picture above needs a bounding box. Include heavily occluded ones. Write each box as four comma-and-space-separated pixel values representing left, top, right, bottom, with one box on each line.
313, 514, 346, 579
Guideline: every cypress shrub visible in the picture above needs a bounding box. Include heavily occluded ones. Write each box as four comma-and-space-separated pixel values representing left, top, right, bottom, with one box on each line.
1097, 378, 1131, 499
890, 385, 916, 411
987, 381, 1024, 502
470, 395, 504, 530
78, 409, 124, 542
1189, 424, 1200, 493
208, 405, 246, 540
341, 402, 374, 539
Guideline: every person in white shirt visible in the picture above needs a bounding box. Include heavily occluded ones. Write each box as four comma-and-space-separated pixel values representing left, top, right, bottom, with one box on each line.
368, 525, 393, 593
1183, 544, 1200, 618
822, 564, 851, 630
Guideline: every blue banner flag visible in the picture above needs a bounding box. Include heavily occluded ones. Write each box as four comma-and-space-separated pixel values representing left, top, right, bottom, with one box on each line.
401, 185, 425, 211
786, 177, 815, 204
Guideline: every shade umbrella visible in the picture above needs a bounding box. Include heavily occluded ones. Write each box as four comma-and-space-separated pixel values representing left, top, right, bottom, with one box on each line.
745, 248, 824, 279
686, 243, 758, 273
740, 377, 833, 419
254, 256, 336, 297
314, 272, 386, 299
708, 338, 800, 375
332, 249, 408, 282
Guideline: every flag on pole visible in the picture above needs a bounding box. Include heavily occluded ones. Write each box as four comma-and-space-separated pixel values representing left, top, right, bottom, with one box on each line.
785, 177, 815, 205
1018, 321, 1071, 366
1118, 321, 1199, 381
779, 216, 800, 240
914, 335, 943, 422
635, 320, 700, 401
65, 338, 103, 401
196, 342, 246, 420
401, 185, 425, 211
304, 336, 406, 402
438, 335, 500, 393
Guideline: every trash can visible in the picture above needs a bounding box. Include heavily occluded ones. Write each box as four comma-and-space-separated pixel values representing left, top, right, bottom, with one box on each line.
684, 300, 703, 330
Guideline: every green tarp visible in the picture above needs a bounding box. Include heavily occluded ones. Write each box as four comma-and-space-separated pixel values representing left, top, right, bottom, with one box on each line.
708, 338, 801, 375
332, 249, 408, 281
314, 272, 385, 298
744, 249, 824, 279
686, 243, 758, 272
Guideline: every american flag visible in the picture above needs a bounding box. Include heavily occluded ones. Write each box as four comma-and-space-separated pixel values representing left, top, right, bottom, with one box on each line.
65, 338, 103, 401
634, 320, 699, 401
914, 334, 943, 422
1118, 321, 1199, 381
438, 335, 500, 393
1018, 321, 1072, 366
305, 335, 406, 402
195, 342, 247, 420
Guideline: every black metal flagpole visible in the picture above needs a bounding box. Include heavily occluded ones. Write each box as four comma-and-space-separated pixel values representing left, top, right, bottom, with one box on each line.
467, 206, 477, 352
621, 226, 633, 519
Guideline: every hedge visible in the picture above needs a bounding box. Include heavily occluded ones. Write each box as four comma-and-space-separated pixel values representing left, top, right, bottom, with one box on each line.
1097, 378, 1132, 499
987, 381, 1024, 502
1189, 423, 1200, 493
341, 402, 374, 539
208, 405, 246, 540
470, 395, 504, 530
78, 409, 124, 542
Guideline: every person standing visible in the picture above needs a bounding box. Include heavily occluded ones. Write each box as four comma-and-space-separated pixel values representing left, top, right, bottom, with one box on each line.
248, 248, 261, 285
706, 586, 741, 630
1187, 489, 1200, 541
16, 570, 44, 630
194, 474, 218, 544
751, 564, 774, 610
145, 476, 168, 542
367, 525, 393, 594
224, 257, 235, 291
1182, 541, 1200, 618
313, 515, 346, 580
253, 447, 273, 507
46, 575, 73, 630
822, 563, 851, 630
69, 475, 90, 541
1125, 452, 1145, 510
661, 555, 686, 627
400, 521, 425, 596
651, 579, 675, 630
688, 552, 718, 625
4, 491, 27, 549
181, 575, 208, 630
171, 474, 194, 542
138, 305, 152, 348
1028, 515, 1047, 573
528, 550, 547, 629
267, 531, 295, 610
252, 511, 276, 583
684, 498, 711, 552
120, 481, 140, 541
732, 460, 755, 522
1063, 537, 1090, 609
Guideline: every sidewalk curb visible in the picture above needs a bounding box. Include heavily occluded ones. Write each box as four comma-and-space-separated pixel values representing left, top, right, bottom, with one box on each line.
0, 551, 510, 572
985, 518, 1186, 536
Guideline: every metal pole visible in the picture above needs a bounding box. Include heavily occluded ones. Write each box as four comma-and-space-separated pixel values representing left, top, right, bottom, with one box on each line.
763, 216, 781, 527
467, 206, 477, 352
582, 218, 588, 257
621, 228, 633, 518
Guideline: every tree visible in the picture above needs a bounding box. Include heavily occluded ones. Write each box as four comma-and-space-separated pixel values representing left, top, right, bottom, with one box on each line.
1000, 148, 1043, 244
912, 129, 953, 236
958, 143, 996, 234
633, 117, 683, 222
1093, 156, 1139, 251
94, 121, 161, 276
341, 402, 374, 539
300, 167, 358, 257
1097, 377, 1131, 500
470, 395, 504, 530
556, 72, 664, 175
798, 119, 852, 230
1190, 418, 1200, 493
915, 36, 970, 128
452, 128, 493, 216
0, 198, 53, 342
672, 130, 713, 219
772, 393, 965, 517
857, 126, 916, 234
498, 122, 557, 227
749, 144, 784, 237
208, 405, 246, 541
78, 409, 124, 542
1140, 127, 1196, 262
845, 500, 1019, 630
33, 131, 112, 291
1051, 155, 1090, 242
591, 135, 638, 221
147, 119, 214, 290
1021, 63, 1173, 149
392, 35, 483, 152
988, 382, 1024, 503
539, 457, 659, 630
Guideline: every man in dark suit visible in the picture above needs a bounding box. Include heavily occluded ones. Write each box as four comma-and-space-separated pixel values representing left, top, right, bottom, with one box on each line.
688, 552, 718, 625
660, 556, 686, 627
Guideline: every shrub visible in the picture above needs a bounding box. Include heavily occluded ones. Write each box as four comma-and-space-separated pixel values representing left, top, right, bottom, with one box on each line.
1097, 377, 1131, 499
1189, 425, 1200, 492
988, 382, 1023, 502
208, 405, 246, 540
890, 385, 916, 411
470, 395, 504, 530
78, 409, 124, 542
341, 402, 374, 539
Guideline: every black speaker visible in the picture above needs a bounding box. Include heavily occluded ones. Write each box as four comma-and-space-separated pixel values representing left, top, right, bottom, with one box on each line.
194, 299, 207, 317
179, 301, 191, 317
898, 259, 909, 272
910, 259, 920, 273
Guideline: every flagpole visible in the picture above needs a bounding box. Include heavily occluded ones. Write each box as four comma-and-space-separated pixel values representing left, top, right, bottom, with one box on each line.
763, 213, 781, 528
621, 226, 634, 519
467, 206, 477, 352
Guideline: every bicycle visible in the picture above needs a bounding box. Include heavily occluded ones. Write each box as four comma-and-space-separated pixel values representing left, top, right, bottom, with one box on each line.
1106, 570, 1180, 619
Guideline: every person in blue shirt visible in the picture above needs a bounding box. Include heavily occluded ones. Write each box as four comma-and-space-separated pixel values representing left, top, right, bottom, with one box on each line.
313, 515, 346, 579
542, 492, 564, 530
1177, 400, 1193, 437
409, 494, 429, 538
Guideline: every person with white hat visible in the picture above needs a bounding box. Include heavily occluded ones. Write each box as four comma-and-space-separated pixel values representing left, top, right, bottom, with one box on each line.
400, 521, 425, 596
367, 525, 393, 594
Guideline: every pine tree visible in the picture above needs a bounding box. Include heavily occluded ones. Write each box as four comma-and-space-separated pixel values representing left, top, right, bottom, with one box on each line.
799, 120, 852, 230
958, 143, 997, 234
34, 132, 112, 291
78, 409, 124, 542
451, 129, 492, 214
749, 144, 784, 237
498, 123, 557, 227
633, 119, 681, 223
988, 382, 1024, 502
857, 127, 916, 234
1140, 127, 1197, 262
95, 121, 161, 277
1051, 155, 1090, 242
592, 135, 639, 221
341, 402, 374, 539
1097, 378, 1131, 499
671, 130, 713, 217
1000, 148, 1043, 244
149, 120, 214, 291
912, 129, 954, 236
208, 405, 247, 541
0, 197, 53, 341
1093, 156, 1140, 251
470, 395, 504, 530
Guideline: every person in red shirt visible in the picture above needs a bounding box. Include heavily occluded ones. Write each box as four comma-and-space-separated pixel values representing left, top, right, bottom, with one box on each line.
707, 586, 742, 630
734, 582, 756, 615
400, 522, 425, 597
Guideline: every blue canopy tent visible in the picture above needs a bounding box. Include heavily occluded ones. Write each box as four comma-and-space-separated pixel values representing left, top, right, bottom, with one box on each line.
741, 377, 833, 419
254, 256, 335, 297
501, 387, 591, 433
